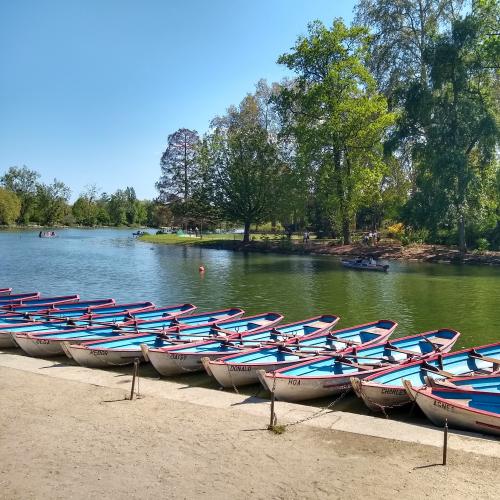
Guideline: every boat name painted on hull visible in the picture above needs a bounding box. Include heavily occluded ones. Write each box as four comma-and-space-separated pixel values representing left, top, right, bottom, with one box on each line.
90, 350, 108, 356
169, 353, 187, 360
33, 339, 51, 345
433, 400, 455, 412
228, 365, 251, 372
288, 379, 300, 385
381, 388, 406, 395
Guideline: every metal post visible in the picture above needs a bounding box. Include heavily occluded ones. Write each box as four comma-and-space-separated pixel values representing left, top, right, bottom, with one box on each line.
130, 358, 139, 400
442, 418, 448, 465
269, 389, 276, 429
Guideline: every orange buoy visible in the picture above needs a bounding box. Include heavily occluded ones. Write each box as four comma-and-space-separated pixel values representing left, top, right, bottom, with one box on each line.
199, 266, 205, 272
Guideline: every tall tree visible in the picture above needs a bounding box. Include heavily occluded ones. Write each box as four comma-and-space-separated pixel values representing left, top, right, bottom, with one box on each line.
0, 188, 21, 225
72, 185, 101, 226
156, 128, 200, 202
354, 0, 465, 102
275, 19, 395, 244
35, 179, 71, 225
405, 2, 500, 253
210, 94, 283, 243
0, 166, 40, 223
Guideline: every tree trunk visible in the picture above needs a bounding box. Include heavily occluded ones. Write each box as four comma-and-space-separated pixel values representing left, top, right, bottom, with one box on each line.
243, 221, 251, 243
458, 215, 466, 257
342, 216, 351, 245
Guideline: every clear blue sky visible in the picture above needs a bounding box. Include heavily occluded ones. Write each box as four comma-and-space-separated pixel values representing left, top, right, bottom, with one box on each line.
0, 0, 355, 200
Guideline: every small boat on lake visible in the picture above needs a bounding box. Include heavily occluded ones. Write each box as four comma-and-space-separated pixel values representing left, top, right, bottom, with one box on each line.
0, 288, 12, 296
39, 231, 57, 238
404, 383, 500, 436
204, 320, 396, 387
341, 258, 389, 272
13, 307, 244, 357
147, 314, 341, 377
351, 342, 500, 412
258, 329, 460, 402
66, 312, 283, 368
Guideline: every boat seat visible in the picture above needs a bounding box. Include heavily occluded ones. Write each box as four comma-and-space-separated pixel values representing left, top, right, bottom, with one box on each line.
249, 319, 272, 326
362, 327, 388, 335
307, 321, 330, 329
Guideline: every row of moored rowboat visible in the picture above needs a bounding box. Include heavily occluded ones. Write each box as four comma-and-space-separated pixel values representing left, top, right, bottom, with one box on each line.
1, 288, 499, 437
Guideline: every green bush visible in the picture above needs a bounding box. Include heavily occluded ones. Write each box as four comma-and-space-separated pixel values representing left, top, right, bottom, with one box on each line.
475, 238, 489, 252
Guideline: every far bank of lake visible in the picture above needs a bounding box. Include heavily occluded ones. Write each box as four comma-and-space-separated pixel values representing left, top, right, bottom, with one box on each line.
140, 233, 500, 266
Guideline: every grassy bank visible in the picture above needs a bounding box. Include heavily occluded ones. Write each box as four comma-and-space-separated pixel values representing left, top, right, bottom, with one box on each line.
139, 233, 500, 265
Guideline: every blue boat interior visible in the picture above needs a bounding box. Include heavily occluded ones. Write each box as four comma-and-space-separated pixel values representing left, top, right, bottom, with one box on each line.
83, 313, 281, 351
431, 389, 500, 415
162, 315, 341, 356
367, 344, 500, 387
277, 329, 457, 378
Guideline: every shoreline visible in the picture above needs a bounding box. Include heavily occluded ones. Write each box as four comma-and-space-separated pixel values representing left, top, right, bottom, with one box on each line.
140, 235, 500, 266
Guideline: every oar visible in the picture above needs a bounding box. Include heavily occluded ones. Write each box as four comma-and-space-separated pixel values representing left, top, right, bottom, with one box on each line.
385, 343, 422, 356
326, 335, 361, 346
420, 362, 455, 378
335, 359, 383, 370
469, 350, 500, 366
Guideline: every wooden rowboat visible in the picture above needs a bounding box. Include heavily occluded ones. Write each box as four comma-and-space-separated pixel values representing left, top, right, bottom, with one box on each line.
351, 342, 500, 412
341, 259, 389, 272
404, 382, 500, 436
0, 294, 79, 310
204, 320, 396, 388
0, 298, 116, 317
12, 304, 243, 357
66, 312, 283, 368
0, 303, 196, 350
146, 315, 340, 377
426, 373, 500, 393
0, 301, 154, 320
0, 292, 40, 305
258, 329, 460, 402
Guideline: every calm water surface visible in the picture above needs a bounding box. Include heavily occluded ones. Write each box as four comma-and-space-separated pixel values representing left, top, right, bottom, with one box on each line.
1, 228, 498, 348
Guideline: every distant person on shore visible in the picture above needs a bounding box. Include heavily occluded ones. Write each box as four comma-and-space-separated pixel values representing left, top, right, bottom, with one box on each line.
303, 230, 310, 244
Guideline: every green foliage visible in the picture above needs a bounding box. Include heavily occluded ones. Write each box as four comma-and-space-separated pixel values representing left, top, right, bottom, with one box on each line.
0, 188, 21, 225
275, 19, 396, 244
0, 166, 40, 223
208, 92, 284, 243
475, 237, 490, 251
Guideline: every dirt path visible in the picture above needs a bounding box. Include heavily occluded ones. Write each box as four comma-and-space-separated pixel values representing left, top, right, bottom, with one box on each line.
0, 366, 498, 499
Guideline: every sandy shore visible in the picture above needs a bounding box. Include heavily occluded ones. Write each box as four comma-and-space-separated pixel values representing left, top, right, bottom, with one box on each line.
1, 366, 499, 499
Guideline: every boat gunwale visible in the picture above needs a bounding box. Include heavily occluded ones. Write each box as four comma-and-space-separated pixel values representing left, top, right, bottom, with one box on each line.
147, 314, 341, 357
263, 327, 460, 381
208, 319, 397, 368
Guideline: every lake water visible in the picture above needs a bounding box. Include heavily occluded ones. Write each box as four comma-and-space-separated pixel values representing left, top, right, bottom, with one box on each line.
1, 228, 499, 348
